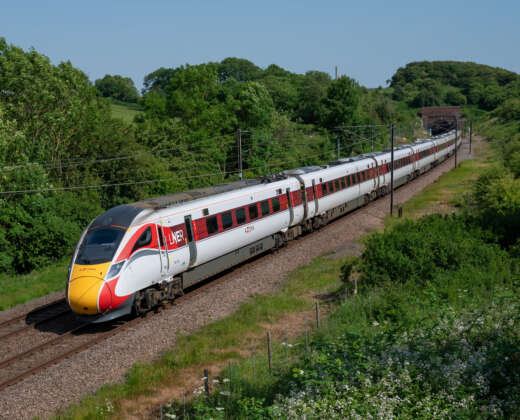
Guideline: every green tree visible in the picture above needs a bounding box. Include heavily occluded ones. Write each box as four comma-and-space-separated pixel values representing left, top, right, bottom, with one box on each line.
95, 74, 139, 102
218, 57, 261, 82
320, 76, 361, 129
142, 67, 177, 95
297, 71, 331, 124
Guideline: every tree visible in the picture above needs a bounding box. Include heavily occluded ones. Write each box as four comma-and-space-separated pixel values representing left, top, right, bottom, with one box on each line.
445, 89, 467, 106
142, 67, 177, 95
297, 71, 331, 124
320, 76, 361, 129
95, 74, 139, 102
218, 57, 261, 82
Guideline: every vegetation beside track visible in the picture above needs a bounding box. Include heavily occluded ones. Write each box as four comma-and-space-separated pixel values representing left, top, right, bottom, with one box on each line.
156, 192, 519, 418
54, 257, 345, 419
0, 260, 67, 311
52, 133, 520, 420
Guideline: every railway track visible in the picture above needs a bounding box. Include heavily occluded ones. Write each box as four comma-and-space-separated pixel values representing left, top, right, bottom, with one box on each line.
0, 299, 71, 340
0, 256, 269, 392
0, 143, 470, 394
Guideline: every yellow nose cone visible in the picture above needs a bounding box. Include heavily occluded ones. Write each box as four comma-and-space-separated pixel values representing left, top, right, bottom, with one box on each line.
68, 263, 110, 315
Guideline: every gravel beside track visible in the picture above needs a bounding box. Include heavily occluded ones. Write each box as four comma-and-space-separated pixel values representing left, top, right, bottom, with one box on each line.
0, 143, 471, 419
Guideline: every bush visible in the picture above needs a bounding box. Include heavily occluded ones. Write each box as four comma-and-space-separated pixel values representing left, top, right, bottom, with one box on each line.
471, 170, 520, 248
359, 214, 506, 288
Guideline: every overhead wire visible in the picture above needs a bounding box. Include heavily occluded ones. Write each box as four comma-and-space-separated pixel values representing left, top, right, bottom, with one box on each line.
0, 146, 350, 196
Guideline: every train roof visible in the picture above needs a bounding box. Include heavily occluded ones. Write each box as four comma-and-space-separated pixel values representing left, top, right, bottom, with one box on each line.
129, 178, 266, 210
282, 166, 323, 175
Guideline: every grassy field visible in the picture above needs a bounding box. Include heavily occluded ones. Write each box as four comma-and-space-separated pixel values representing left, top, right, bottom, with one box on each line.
0, 260, 67, 310
389, 136, 491, 223
109, 101, 142, 124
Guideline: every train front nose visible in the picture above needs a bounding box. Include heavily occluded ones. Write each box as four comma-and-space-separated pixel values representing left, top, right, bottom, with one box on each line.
67, 263, 110, 315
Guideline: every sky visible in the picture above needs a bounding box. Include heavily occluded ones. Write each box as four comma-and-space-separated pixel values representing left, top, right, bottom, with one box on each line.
1, 0, 519, 90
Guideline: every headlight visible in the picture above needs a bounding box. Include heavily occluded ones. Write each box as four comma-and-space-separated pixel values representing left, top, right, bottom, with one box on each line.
107, 261, 125, 278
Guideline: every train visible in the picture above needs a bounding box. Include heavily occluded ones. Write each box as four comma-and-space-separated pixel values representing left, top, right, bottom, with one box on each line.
67, 130, 460, 322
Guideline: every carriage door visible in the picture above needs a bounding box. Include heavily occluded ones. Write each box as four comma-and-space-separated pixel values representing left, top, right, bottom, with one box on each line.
156, 224, 169, 276
184, 215, 197, 268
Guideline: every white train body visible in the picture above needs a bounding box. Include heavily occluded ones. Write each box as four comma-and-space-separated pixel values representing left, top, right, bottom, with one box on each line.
67, 130, 460, 321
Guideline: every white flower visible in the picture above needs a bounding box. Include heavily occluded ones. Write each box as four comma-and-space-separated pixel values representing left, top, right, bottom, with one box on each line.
220, 391, 231, 396
216, 407, 224, 411
372, 321, 379, 327
165, 414, 176, 419
212, 379, 220, 384
223, 378, 230, 383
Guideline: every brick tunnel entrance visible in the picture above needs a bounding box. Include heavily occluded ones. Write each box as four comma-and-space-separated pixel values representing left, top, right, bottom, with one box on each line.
421, 106, 462, 135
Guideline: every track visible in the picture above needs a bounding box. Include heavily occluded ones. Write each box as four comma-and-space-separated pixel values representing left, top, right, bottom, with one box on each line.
0, 142, 467, 394
0, 258, 269, 392
0, 299, 71, 340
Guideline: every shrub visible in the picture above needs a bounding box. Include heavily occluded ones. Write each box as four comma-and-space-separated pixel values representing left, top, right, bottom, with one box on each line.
359, 214, 506, 288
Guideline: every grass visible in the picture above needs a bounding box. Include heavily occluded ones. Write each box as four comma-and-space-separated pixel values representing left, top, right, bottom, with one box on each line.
388, 136, 492, 223
0, 259, 67, 310
158, 217, 518, 418
53, 256, 345, 419
110, 101, 142, 124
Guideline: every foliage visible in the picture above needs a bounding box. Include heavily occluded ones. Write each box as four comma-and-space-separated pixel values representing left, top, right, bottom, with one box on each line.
0, 37, 423, 277
159, 214, 519, 419
94, 74, 139, 103
359, 214, 507, 288
390, 61, 519, 111
320, 76, 361, 129
218, 57, 261, 82
0, 38, 168, 273
469, 168, 520, 248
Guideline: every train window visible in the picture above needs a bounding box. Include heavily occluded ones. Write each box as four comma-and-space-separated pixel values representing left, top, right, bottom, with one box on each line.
235, 208, 246, 225
328, 181, 334, 193
360, 172, 365, 182
341, 178, 346, 189
334, 180, 340, 191
272, 197, 280, 212
132, 227, 152, 254
221, 212, 233, 230
76, 227, 126, 265
346, 176, 351, 187
248, 204, 258, 220
206, 216, 219, 235
322, 183, 327, 196
203, 208, 209, 216
261, 200, 270, 216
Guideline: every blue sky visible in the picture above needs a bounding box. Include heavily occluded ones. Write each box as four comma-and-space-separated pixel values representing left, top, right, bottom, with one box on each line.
1, 1, 518, 90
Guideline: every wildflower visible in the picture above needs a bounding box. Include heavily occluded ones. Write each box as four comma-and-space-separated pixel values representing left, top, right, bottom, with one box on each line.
223, 378, 230, 383
212, 379, 220, 384
220, 391, 231, 396
165, 414, 176, 419
201, 376, 208, 381
216, 407, 224, 411
372, 321, 379, 327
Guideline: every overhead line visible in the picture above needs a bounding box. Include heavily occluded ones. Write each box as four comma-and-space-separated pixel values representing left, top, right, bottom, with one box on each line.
0, 148, 344, 196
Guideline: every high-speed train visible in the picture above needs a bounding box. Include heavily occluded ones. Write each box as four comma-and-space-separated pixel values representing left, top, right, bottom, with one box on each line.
67, 130, 460, 322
